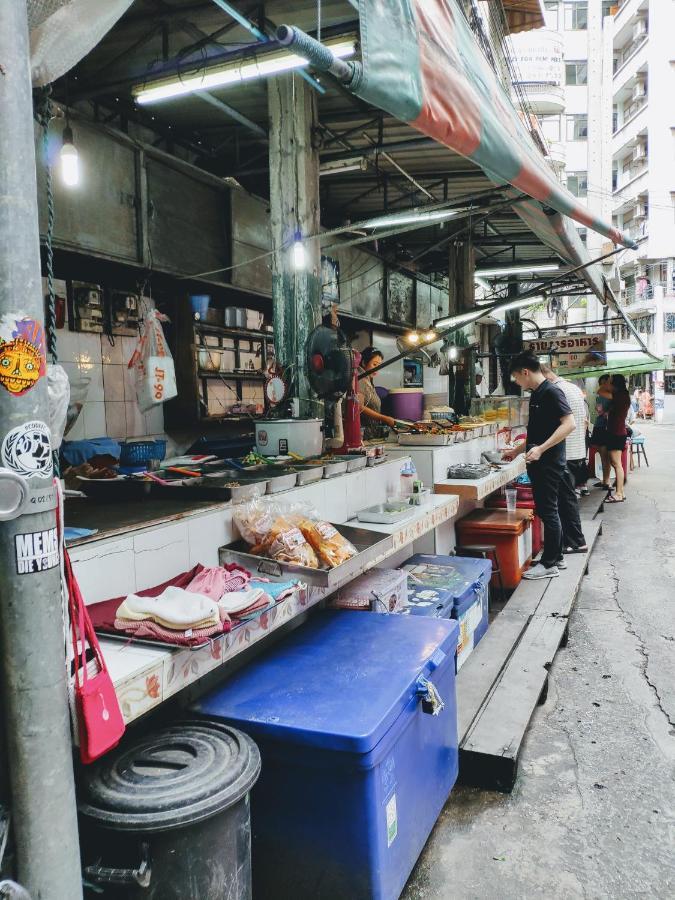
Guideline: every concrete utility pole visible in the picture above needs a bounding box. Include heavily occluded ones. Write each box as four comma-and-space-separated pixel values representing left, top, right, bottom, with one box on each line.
0, 1, 83, 897
268, 72, 322, 417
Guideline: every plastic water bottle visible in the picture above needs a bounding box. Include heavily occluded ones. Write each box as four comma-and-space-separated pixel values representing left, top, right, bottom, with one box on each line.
400, 459, 417, 498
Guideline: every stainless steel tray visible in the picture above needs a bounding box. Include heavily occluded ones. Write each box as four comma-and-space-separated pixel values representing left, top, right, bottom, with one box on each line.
219, 523, 394, 588
292, 464, 324, 485
320, 459, 349, 478
345, 455, 368, 472
238, 466, 299, 493
366, 454, 389, 466
356, 502, 416, 525
166, 475, 267, 502
398, 432, 455, 446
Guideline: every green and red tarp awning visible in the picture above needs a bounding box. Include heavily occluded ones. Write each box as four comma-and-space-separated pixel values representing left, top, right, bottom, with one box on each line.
563, 355, 665, 379
354, 0, 635, 250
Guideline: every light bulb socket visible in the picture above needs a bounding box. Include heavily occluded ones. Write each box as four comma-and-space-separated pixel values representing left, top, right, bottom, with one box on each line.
62, 125, 74, 147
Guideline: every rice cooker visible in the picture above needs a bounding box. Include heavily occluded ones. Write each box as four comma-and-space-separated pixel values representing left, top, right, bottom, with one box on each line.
255, 418, 323, 457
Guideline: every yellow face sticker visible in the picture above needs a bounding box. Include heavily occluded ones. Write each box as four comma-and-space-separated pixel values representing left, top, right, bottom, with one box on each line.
0, 339, 42, 395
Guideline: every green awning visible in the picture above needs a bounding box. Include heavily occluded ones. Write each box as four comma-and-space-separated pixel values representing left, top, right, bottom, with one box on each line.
564, 356, 665, 379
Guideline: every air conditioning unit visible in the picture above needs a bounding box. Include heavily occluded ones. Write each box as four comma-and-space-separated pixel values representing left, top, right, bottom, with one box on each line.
633, 18, 647, 39
633, 143, 647, 161
632, 81, 646, 101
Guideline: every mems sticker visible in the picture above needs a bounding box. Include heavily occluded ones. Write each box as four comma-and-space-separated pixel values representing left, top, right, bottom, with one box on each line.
15, 528, 59, 574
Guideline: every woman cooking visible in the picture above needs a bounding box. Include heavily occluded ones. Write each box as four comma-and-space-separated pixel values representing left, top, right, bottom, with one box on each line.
357, 346, 396, 438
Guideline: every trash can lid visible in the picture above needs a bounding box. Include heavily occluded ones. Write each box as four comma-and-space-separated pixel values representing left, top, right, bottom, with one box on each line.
78, 720, 260, 833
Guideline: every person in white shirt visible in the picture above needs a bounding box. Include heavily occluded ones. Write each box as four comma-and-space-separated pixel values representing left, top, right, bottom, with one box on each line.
541, 364, 588, 553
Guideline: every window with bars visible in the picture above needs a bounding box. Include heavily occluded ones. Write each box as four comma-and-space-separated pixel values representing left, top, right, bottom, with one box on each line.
564, 1, 588, 30
566, 114, 588, 141
665, 313, 675, 333
565, 62, 588, 85
566, 171, 588, 198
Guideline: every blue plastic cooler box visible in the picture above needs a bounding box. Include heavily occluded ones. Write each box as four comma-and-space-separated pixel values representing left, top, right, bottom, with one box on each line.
193, 611, 459, 900
401, 554, 491, 670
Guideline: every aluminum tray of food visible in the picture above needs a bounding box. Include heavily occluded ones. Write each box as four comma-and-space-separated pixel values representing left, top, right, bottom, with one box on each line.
356, 501, 415, 525
219, 523, 394, 588
155, 473, 268, 502
233, 466, 298, 493
366, 453, 389, 466
397, 432, 455, 446
76, 475, 153, 501
311, 458, 349, 478
345, 454, 368, 472
290, 464, 324, 485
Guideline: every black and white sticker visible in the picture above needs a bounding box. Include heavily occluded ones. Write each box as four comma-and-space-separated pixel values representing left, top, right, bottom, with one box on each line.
1, 420, 53, 479
15, 527, 59, 574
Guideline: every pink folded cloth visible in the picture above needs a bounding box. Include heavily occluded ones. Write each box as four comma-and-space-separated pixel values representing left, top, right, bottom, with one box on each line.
114, 617, 230, 647
185, 565, 250, 600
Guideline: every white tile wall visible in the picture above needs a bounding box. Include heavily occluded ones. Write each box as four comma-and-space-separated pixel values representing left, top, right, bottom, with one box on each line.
54, 293, 167, 444
134, 522, 191, 590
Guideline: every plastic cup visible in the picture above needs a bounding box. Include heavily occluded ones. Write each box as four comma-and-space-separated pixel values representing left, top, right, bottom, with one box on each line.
505, 488, 517, 515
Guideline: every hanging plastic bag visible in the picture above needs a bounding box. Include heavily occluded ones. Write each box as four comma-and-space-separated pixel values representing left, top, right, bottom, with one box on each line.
128, 310, 177, 413
47, 363, 70, 448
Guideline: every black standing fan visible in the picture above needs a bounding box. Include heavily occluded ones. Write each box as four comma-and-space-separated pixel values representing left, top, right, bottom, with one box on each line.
305, 325, 354, 400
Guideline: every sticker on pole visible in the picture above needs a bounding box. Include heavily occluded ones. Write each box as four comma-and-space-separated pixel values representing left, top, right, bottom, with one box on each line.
15, 527, 59, 574
0, 316, 47, 396
1, 421, 53, 479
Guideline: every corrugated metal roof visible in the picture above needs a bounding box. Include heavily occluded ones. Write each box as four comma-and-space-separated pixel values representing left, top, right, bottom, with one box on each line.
501, 0, 546, 34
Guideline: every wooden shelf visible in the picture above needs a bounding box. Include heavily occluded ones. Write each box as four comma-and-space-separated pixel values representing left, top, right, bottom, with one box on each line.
194, 322, 273, 341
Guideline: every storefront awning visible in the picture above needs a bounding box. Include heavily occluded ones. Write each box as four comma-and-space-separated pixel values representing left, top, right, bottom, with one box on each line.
353, 0, 635, 249
563, 355, 666, 379
502, 0, 546, 34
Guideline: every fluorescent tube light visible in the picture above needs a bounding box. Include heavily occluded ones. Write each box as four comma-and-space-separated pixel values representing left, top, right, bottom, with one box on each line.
496, 295, 543, 313
320, 157, 368, 176
476, 263, 560, 277
134, 38, 356, 104
367, 209, 458, 229
434, 311, 479, 329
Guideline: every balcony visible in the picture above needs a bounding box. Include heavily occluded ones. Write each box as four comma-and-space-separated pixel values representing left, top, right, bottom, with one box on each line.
614, 158, 648, 200
545, 140, 566, 173
513, 82, 565, 114
612, 100, 648, 157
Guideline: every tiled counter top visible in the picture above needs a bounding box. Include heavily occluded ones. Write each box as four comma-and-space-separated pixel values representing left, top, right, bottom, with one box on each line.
433, 457, 526, 501
101, 493, 459, 724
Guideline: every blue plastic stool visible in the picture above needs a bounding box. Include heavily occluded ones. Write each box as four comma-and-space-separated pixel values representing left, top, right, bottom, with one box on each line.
631, 435, 649, 468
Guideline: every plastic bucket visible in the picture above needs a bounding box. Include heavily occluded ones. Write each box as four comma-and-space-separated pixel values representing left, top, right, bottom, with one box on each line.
79, 720, 260, 899
189, 294, 210, 320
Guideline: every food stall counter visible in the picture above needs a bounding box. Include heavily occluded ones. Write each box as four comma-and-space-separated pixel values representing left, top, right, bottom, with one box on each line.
434, 457, 526, 501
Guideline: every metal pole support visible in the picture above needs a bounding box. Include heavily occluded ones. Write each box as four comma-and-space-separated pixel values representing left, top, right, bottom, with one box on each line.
0, 2, 83, 897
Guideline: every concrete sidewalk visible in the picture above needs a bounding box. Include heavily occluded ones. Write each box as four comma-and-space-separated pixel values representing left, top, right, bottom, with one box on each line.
404, 422, 675, 899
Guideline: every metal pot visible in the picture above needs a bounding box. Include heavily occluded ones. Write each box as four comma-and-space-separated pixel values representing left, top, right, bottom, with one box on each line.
198, 348, 221, 373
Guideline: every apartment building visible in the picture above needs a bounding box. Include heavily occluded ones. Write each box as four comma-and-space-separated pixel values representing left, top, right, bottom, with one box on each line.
509, 1, 616, 330
610, 0, 675, 396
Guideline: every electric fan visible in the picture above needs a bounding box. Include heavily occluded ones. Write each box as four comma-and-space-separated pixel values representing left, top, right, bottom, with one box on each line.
305, 325, 362, 452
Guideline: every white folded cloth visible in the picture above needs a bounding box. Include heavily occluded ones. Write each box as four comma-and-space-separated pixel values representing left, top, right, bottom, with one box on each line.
217, 588, 266, 614
117, 586, 220, 629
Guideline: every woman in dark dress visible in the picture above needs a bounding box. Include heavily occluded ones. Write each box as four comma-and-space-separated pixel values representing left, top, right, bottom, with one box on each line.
606, 373, 631, 503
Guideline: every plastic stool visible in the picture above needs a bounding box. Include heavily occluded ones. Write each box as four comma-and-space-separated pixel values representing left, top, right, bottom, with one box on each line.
631, 436, 649, 467
454, 544, 505, 607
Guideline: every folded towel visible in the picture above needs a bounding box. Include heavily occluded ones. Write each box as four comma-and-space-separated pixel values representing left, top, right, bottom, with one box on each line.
114, 617, 229, 646
186, 565, 250, 600
249, 579, 300, 602
218, 588, 267, 615
116, 586, 219, 630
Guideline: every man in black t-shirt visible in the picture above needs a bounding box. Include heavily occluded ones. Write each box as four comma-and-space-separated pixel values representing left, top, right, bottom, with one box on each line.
502, 352, 577, 579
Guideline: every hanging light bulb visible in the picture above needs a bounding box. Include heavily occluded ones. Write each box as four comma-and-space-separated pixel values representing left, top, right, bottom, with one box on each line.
406, 331, 420, 344
448, 346, 459, 361
292, 231, 306, 270
423, 330, 436, 342
60, 124, 79, 187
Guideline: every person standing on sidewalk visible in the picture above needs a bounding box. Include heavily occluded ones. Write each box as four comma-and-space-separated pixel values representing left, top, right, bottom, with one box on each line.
502, 352, 577, 580
540, 364, 589, 553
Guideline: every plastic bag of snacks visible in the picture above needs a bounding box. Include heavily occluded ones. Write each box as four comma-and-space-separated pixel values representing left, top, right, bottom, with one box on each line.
232, 500, 319, 568
292, 517, 358, 568
232, 499, 357, 569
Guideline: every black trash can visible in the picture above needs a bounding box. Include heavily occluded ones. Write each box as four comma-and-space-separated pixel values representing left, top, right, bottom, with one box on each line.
79, 719, 260, 899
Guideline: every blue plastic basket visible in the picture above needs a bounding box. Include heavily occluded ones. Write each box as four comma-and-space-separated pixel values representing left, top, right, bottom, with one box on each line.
119, 439, 167, 467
